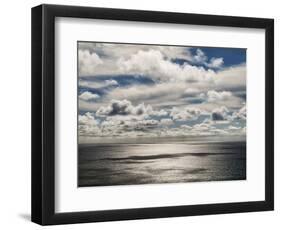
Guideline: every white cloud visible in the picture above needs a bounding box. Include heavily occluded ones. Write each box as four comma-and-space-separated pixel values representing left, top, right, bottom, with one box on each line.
159, 118, 174, 126
79, 79, 118, 90
102, 64, 245, 111
170, 107, 201, 121
180, 125, 192, 130
78, 43, 244, 92
96, 99, 168, 118
79, 43, 245, 95
79, 50, 103, 76
100, 117, 160, 136
96, 99, 140, 116
193, 49, 208, 63
80, 68, 245, 114
192, 49, 224, 69
206, 57, 224, 69
228, 125, 241, 130
79, 112, 98, 125
214, 64, 246, 90
106, 82, 187, 108
79, 42, 193, 62
183, 88, 202, 97
79, 91, 100, 101
132, 119, 159, 130
193, 122, 213, 132
232, 105, 246, 120
227, 125, 246, 135
78, 112, 100, 137
150, 109, 168, 117
162, 122, 215, 137
78, 109, 245, 140
78, 43, 195, 77
105, 79, 118, 86
207, 90, 232, 102
157, 46, 193, 60
119, 49, 215, 83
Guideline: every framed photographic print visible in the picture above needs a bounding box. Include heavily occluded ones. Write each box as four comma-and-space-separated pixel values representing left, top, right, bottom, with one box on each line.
31, 4, 274, 225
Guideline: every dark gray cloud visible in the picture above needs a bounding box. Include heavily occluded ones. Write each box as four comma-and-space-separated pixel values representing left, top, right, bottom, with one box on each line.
96, 99, 167, 118
96, 100, 147, 116
211, 107, 229, 121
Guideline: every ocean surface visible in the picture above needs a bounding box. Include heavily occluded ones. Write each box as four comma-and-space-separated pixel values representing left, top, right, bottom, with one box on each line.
78, 137, 246, 187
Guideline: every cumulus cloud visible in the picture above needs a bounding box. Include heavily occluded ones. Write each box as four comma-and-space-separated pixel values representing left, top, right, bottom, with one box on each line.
193, 122, 213, 132
119, 49, 215, 83
180, 125, 192, 130
170, 107, 201, 121
78, 43, 196, 77
96, 99, 167, 118
100, 117, 160, 137
79, 43, 245, 107
78, 43, 243, 89
105, 79, 118, 86
106, 82, 187, 108
211, 106, 229, 121
206, 57, 224, 69
193, 49, 208, 63
131, 119, 159, 131
79, 42, 193, 62
162, 122, 218, 137
207, 90, 232, 102
227, 125, 246, 135
79, 50, 103, 76
79, 111, 160, 139
79, 112, 98, 125
159, 118, 174, 126
192, 49, 224, 69
183, 88, 202, 97
79, 91, 100, 101
103, 64, 245, 110
214, 64, 246, 91
79, 79, 119, 90
78, 112, 100, 137
96, 99, 140, 116
228, 125, 241, 130
157, 46, 193, 60
158, 119, 245, 138
232, 105, 246, 120
150, 109, 168, 117
78, 109, 245, 140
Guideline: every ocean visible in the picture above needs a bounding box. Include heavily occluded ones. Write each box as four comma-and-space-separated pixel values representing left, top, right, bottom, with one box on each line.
78, 137, 246, 187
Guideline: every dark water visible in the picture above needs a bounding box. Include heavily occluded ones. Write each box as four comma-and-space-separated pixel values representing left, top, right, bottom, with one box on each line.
78, 139, 246, 187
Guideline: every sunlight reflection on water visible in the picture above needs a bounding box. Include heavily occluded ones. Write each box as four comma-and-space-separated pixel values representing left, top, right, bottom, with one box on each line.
78, 140, 246, 187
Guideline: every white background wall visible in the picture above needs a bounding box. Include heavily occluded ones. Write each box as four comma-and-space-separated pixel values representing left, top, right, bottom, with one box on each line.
0, 0, 279, 228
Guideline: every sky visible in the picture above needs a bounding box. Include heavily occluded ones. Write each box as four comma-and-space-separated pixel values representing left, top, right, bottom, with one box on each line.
78, 42, 246, 143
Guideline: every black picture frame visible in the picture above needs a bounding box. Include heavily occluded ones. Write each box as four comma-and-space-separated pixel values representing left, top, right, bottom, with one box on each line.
31, 4, 274, 225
